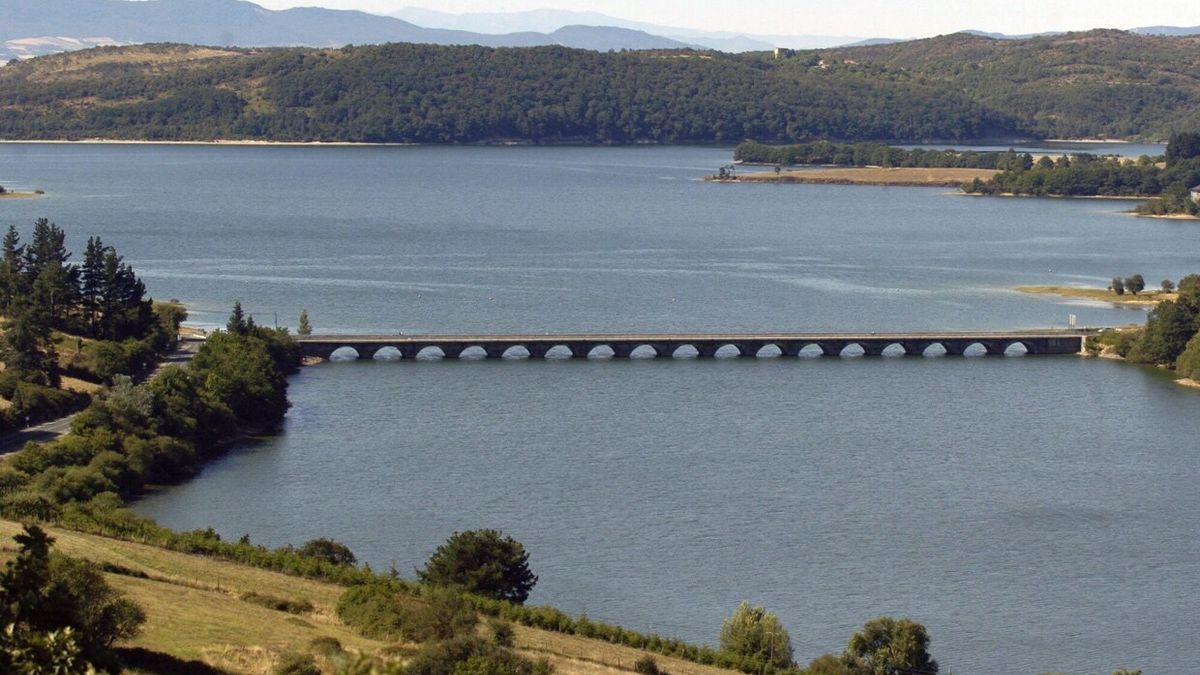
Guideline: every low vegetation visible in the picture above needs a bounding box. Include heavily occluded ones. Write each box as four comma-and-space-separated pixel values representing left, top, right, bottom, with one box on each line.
0, 218, 184, 432
959, 131, 1200, 215
735, 140, 1037, 170
1087, 274, 1200, 384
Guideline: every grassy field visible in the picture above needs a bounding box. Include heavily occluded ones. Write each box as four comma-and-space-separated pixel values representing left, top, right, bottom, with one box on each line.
1016, 285, 1175, 306
0, 520, 738, 675
731, 166, 999, 187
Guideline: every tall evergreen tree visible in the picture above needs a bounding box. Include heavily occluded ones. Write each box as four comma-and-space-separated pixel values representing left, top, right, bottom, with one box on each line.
22, 219, 79, 330
0, 225, 26, 312
227, 301, 247, 335
1, 297, 58, 386
80, 236, 107, 334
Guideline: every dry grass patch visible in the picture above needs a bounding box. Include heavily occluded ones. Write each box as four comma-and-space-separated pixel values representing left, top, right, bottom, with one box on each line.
1016, 285, 1175, 306
736, 166, 999, 187
513, 625, 733, 675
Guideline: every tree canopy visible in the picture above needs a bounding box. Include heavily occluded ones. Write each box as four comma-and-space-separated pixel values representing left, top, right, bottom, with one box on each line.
418, 530, 537, 604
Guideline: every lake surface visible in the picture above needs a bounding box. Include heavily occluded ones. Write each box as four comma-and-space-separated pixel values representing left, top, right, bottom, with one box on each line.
2, 143, 1198, 673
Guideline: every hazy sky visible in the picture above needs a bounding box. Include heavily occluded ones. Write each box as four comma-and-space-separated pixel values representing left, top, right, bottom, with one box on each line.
249, 0, 1200, 37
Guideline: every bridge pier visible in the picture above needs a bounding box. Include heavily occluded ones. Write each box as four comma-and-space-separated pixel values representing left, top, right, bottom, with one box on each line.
818, 341, 848, 357
901, 340, 934, 356
859, 342, 886, 357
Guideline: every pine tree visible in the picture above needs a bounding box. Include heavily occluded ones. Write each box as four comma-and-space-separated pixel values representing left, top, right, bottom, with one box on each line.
298, 309, 312, 336
227, 301, 247, 335
80, 236, 107, 335
1, 298, 58, 386
0, 225, 26, 312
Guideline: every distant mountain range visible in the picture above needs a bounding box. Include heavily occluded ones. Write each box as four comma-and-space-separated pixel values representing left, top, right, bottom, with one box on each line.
1132, 25, 1200, 36
0, 0, 703, 62
388, 7, 865, 51
3, 0, 1200, 64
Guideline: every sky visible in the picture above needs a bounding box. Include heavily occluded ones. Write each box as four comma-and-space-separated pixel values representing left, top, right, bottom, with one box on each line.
248, 0, 1200, 37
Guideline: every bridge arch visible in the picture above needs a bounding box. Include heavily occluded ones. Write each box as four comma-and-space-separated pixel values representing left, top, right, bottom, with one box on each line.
799, 343, 824, 358
668, 344, 696, 358
329, 346, 360, 361
629, 344, 661, 359
587, 344, 615, 359
881, 343, 907, 357
1004, 341, 1030, 356
962, 342, 988, 357
756, 344, 783, 358
373, 346, 403, 361
502, 345, 530, 359
542, 345, 574, 359
416, 346, 446, 360
714, 344, 741, 358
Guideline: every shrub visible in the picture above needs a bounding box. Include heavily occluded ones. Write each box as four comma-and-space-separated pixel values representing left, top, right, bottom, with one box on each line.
241, 591, 314, 615
419, 530, 537, 604
406, 636, 552, 675
491, 621, 515, 648
634, 655, 662, 675
337, 582, 476, 643
274, 651, 321, 675
718, 602, 793, 670
298, 537, 357, 566
309, 636, 343, 657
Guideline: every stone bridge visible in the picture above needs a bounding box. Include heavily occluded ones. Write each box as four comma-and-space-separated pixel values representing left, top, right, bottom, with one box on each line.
296, 331, 1088, 361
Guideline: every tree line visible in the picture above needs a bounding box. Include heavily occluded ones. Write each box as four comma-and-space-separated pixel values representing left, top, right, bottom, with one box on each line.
0, 219, 182, 432
735, 140, 1039, 170
960, 131, 1200, 210
1089, 274, 1200, 382
0, 42, 1020, 144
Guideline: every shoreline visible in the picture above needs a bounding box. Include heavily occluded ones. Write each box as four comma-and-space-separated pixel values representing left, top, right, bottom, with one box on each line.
0, 139, 419, 147
1134, 212, 1200, 221
1016, 285, 1172, 306
717, 166, 999, 187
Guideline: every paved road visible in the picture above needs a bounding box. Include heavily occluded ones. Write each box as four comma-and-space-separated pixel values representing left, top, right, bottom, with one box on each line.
298, 329, 1094, 344
0, 337, 204, 457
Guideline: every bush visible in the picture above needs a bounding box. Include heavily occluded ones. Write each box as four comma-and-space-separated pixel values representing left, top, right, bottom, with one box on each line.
309, 636, 343, 657
491, 621, 515, 648
0, 525, 145, 672
718, 602, 793, 670
298, 537, 357, 566
406, 636, 552, 675
419, 530, 537, 604
274, 651, 321, 675
634, 655, 663, 675
241, 591, 314, 615
337, 582, 476, 643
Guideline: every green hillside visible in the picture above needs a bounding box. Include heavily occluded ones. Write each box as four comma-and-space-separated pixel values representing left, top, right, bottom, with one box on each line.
0, 30, 1198, 144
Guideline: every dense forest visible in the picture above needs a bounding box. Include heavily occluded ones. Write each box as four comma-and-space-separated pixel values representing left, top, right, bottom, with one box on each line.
960, 131, 1200, 212
1, 29, 1200, 144
734, 140, 1038, 170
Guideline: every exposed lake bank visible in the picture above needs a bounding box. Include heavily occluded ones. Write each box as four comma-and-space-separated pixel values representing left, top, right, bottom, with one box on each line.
710, 166, 999, 187
1016, 285, 1174, 306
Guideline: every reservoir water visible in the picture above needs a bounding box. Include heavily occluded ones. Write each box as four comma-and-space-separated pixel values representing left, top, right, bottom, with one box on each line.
2, 143, 1198, 673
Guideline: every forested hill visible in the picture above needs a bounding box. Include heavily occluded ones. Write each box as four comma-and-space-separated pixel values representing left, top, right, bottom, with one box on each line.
0, 30, 1198, 144
804, 29, 1200, 139
0, 43, 1014, 143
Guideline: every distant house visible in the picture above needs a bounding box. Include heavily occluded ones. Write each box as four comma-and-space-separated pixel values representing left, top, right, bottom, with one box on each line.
773, 48, 796, 60
1192, 183, 1200, 203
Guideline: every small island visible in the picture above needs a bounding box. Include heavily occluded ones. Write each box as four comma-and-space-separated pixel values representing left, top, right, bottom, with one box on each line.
720, 166, 999, 187
1018, 274, 1179, 306
0, 184, 45, 199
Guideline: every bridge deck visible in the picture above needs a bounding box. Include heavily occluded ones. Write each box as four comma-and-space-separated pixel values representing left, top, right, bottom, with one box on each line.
295, 330, 1090, 359
300, 330, 1087, 343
